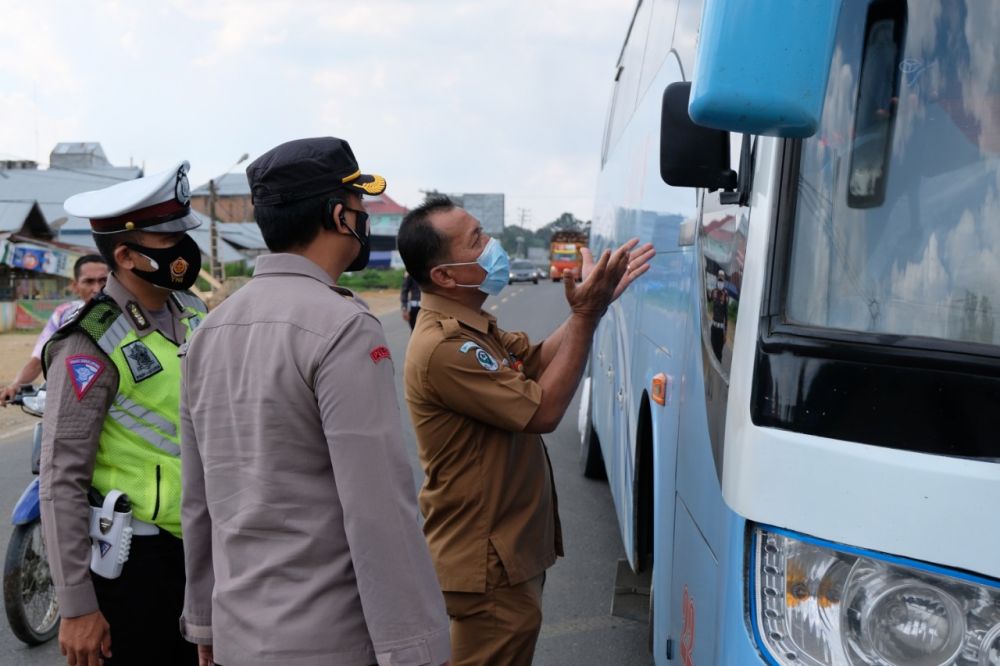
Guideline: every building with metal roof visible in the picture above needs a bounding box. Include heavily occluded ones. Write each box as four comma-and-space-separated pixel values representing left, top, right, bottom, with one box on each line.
0, 143, 142, 229
191, 173, 253, 223
50, 142, 112, 168
55, 208, 248, 265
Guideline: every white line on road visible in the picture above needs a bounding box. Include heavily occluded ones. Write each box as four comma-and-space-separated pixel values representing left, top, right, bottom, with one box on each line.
489, 305, 498, 311
0, 422, 36, 445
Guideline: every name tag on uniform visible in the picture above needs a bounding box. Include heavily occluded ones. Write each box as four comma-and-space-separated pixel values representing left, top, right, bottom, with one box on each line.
122, 340, 163, 382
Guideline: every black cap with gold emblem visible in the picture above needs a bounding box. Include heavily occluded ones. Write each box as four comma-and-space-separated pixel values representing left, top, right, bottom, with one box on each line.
246, 137, 387, 206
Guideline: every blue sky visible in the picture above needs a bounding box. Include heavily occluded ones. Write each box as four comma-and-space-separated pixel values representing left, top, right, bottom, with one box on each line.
0, 1, 634, 229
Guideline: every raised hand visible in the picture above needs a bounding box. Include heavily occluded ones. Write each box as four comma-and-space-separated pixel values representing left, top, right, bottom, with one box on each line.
579, 238, 655, 305
563, 241, 631, 321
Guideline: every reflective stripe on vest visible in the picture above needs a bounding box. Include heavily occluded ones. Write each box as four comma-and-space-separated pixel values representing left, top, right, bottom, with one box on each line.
112, 394, 178, 437
107, 402, 181, 457
96, 314, 132, 357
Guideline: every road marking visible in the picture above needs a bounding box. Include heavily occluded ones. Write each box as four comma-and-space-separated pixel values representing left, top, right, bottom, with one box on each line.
500, 297, 509, 303
489, 304, 498, 311
0, 422, 37, 444
539, 614, 644, 639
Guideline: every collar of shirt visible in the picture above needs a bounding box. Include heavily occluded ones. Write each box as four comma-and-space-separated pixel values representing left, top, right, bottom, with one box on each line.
103, 273, 187, 341
253, 253, 357, 298
420, 292, 495, 335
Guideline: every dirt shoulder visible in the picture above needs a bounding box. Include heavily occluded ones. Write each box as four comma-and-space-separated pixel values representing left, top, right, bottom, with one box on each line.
0, 289, 400, 440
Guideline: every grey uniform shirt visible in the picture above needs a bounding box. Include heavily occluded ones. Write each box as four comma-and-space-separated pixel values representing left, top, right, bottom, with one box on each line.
179, 253, 449, 666
40, 274, 194, 617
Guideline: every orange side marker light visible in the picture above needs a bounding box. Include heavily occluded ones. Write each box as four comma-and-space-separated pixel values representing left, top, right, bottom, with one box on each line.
652, 373, 668, 406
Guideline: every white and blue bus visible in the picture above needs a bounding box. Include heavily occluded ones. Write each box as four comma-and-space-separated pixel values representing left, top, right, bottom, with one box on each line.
580, 0, 1000, 663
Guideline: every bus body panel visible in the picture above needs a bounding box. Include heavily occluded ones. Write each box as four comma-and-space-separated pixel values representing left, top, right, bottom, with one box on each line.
593, 0, 1000, 663
670, 495, 719, 665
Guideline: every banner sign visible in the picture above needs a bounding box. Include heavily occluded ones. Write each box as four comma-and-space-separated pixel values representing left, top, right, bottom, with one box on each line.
5, 243, 77, 278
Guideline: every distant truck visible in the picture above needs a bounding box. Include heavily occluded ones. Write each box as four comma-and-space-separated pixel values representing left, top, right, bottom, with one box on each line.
548, 230, 588, 282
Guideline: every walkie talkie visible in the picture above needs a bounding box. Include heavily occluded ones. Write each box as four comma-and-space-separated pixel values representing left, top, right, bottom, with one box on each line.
88, 489, 134, 579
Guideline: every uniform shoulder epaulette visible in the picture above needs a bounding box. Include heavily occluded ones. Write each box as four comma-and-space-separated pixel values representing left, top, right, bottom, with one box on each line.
171, 290, 207, 314
438, 318, 463, 339
42, 295, 122, 373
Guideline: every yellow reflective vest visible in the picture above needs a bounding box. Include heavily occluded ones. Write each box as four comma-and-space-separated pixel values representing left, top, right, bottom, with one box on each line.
45, 292, 205, 538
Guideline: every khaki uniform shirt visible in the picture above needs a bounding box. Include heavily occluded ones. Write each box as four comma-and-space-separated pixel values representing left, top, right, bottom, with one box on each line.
404, 292, 563, 594
40, 274, 196, 617
179, 254, 449, 666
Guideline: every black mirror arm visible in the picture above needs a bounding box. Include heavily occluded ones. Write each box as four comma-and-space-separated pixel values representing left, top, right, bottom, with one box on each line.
720, 134, 756, 206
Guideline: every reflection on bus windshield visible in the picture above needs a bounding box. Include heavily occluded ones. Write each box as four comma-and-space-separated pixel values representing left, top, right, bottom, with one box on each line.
787, 0, 1000, 346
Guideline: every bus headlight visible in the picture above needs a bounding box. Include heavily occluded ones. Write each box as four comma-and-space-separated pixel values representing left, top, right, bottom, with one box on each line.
752, 526, 1000, 665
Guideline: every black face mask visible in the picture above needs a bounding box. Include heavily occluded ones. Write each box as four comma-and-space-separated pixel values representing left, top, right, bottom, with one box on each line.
342, 207, 371, 272
124, 234, 202, 291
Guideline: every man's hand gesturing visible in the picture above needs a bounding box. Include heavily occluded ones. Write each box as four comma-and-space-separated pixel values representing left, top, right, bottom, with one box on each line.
565, 238, 655, 320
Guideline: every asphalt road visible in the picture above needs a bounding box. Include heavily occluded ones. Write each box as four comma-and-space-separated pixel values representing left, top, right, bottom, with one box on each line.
0, 280, 648, 665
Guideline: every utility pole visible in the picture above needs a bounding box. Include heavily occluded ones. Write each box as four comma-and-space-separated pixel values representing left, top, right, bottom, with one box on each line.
209, 178, 221, 281
206, 152, 249, 283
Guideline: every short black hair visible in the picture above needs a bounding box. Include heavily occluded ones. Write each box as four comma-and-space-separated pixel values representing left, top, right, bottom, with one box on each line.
397, 197, 455, 285
92, 232, 140, 270
254, 188, 356, 252
73, 254, 106, 280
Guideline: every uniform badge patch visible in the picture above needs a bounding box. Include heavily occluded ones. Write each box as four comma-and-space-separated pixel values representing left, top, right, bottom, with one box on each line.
474, 348, 499, 372
125, 301, 149, 330
66, 355, 106, 401
459, 341, 499, 371
370, 346, 391, 364
122, 340, 163, 382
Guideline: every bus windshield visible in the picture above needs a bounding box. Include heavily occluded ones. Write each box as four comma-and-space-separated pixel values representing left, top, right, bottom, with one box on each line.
786, 1, 1000, 347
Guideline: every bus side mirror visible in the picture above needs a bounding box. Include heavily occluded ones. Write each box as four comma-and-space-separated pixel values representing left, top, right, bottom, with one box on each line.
688, 0, 841, 138
660, 82, 738, 190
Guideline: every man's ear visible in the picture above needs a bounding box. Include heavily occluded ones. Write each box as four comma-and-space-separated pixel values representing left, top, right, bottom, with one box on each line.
428, 265, 456, 290
113, 242, 135, 270
323, 199, 344, 232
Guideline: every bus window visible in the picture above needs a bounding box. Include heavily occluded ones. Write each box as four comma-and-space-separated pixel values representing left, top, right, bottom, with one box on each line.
786, 0, 1000, 346
605, 1, 653, 156
671, 0, 705, 71
638, 0, 680, 96
698, 133, 746, 477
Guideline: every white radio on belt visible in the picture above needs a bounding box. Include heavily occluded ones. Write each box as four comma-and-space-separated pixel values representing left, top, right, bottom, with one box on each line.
89, 489, 134, 579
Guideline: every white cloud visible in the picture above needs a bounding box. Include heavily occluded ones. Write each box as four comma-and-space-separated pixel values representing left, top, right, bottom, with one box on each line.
0, 0, 633, 226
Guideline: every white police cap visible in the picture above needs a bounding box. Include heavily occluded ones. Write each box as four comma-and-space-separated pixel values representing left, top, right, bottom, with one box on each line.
64, 161, 201, 235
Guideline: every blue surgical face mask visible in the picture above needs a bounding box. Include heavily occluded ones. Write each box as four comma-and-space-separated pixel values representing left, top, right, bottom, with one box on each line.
437, 237, 511, 296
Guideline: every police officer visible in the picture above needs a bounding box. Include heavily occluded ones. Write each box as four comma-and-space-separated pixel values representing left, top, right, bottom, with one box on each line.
41, 162, 205, 666
710, 269, 729, 362
179, 137, 450, 666
397, 197, 654, 665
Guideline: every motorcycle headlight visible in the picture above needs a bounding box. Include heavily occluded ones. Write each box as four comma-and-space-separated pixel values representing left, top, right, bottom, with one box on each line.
21, 393, 45, 414
752, 526, 1000, 665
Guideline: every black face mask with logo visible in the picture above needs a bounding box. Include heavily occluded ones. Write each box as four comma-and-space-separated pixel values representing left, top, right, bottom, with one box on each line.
124, 234, 202, 291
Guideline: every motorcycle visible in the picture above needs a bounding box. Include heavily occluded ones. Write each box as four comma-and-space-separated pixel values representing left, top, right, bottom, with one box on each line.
4, 385, 59, 645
